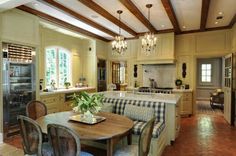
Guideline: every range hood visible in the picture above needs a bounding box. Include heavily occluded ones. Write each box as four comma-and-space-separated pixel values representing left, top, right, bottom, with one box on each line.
138, 59, 176, 65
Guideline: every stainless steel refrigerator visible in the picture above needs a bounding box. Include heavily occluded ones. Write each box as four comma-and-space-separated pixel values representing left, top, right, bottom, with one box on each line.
2, 42, 36, 138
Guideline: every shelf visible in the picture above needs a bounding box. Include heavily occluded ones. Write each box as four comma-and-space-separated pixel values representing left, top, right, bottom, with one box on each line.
10, 76, 31, 79
10, 83, 32, 85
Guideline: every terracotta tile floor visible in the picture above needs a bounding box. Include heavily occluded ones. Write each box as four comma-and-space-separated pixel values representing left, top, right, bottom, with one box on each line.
162, 114, 236, 156
3, 114, 236, 156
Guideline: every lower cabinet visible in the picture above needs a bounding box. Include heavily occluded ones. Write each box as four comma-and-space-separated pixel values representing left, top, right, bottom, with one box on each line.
40, 88, 96, 113
40, 94, 63, 114
173, 90, 193, 116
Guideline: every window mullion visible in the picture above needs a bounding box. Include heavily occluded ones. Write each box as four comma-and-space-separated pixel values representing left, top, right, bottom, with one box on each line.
56, 48, 59, 88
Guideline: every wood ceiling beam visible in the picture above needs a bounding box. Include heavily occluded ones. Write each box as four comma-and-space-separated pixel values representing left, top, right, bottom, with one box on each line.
119, 0, 157, 33
41, 0, 118, 37
161, 0, 181, 34
180, 26, 231, 35
137, 29, 174, 36
229, 14, 236, 27
78, 0, 137, 36
200, 0, 211, 31
17, 5, 109, 42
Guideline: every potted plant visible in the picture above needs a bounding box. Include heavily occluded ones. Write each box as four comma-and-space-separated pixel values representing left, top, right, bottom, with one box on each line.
64, 82, 71, 89
175, 79, 182, 89
72, 91, 104, 121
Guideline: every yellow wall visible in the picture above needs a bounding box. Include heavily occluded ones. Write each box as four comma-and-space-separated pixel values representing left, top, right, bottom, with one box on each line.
107, 33, 175, 87
0, 9, 40, 138
96, 39, 108, 59
175, 29, 231, 87
232, 24, 236, 52
175, 29, 232, 113
39, 26, 85, 88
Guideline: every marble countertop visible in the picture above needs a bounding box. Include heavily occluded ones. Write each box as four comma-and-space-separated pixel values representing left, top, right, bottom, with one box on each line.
40, 87, 95, 96
172, 89, 193, 92
100, 91, 181, 104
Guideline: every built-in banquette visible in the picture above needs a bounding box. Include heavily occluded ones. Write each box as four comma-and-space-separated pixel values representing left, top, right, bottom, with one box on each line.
100, 91, 181, 156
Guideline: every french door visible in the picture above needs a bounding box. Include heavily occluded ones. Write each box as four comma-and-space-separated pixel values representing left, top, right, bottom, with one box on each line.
224, 53, 233, 125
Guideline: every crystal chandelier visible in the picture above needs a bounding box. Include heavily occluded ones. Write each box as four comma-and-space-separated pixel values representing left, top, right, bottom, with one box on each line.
112, 10, 127, 55
142, 4, 157, 56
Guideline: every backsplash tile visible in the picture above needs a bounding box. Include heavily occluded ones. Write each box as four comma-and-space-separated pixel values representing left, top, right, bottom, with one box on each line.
143, 64, 176, 88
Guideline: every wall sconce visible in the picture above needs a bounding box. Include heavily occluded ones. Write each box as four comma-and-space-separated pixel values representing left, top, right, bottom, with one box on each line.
182, 63, 186, 78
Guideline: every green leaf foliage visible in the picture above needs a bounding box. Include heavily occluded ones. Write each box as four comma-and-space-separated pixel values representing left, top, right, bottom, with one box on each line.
72, 91, 104, 114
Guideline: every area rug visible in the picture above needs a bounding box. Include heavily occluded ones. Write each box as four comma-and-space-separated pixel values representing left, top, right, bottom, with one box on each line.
196, 100, 223, 116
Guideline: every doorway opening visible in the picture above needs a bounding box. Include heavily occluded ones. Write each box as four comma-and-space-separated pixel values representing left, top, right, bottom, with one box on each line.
97, 59, 107, 92
196, 57, 223, 116
111, 61, 127, 91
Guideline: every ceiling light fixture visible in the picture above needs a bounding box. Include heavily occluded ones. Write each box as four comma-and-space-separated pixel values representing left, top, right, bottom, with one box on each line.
182, 26, 186, 29
218, 12, 223, 15
142, 4, 157, 56
215, 21, 218, 24
112, 10, 127, 55
33, 2, 39, 6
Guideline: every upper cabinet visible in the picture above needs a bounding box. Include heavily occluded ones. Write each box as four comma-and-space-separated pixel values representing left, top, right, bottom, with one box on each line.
137, 33, 175, 64
0, 9, 39, 46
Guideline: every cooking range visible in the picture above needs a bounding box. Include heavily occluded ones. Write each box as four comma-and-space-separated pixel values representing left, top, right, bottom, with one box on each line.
138, 87, 173, 94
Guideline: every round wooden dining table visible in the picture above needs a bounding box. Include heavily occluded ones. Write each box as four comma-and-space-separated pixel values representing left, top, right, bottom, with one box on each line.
36, 111, 134, 156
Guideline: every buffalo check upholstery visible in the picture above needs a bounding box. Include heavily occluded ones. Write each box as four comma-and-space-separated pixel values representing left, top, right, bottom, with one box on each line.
102, 97, 166, 138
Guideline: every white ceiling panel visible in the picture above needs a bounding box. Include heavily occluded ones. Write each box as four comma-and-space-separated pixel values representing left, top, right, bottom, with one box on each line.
0, 0, 35, 12
40, 21, 88, 39
132, 0, 173, 30
54, 0, 134, 38
207, 0, 236, 28
171, 0, 202, 31
94, 0, 149, 33
26, 1, 113, 40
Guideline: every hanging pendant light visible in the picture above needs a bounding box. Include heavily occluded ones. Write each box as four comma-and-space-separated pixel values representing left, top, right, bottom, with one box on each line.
142, 4, 157, 56
112, 10, 127, 55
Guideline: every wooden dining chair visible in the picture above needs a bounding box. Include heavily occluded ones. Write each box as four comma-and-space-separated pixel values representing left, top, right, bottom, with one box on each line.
114, 117, 155, 156
17, 115, 53, 156
47, 124, 93, 156
26, 100, 47, 120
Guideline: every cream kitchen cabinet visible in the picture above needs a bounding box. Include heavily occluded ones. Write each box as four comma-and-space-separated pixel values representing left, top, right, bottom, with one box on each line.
40, 94, 63, 114
173, 90, 193, 116
137, 33, 175, 63
166, 100, 180, 144
39, 87, 96, 113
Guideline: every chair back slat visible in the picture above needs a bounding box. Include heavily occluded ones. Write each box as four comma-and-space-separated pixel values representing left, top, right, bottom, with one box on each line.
26, 100, 47, 120
139, 117, 155, 156
17, 115, 43, 156
47, 124, 81, 156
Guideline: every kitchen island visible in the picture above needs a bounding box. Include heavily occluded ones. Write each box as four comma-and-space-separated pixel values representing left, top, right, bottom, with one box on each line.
101, 91, 181, 104
101, 91, 181, 146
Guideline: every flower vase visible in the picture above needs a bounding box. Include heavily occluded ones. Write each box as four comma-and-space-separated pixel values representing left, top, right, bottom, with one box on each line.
83, 111, 94, 123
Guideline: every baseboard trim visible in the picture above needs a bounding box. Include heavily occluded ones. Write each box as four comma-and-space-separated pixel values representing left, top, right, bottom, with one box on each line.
0, 133, 3, 143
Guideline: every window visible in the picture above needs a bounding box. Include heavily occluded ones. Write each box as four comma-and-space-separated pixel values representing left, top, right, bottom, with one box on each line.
201, 64, 212, 83
45, 47, 71, 88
